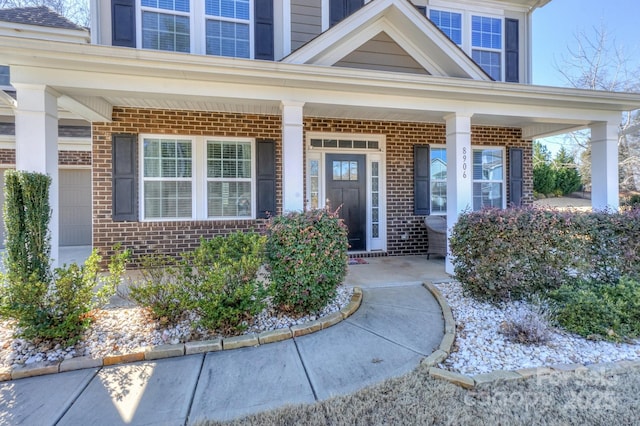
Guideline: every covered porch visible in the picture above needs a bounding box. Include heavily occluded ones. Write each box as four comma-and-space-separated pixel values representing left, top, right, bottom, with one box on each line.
2, 36, 640, 270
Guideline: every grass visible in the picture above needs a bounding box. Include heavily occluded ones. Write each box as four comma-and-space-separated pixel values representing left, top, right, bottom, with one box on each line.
204, 363, 640, 425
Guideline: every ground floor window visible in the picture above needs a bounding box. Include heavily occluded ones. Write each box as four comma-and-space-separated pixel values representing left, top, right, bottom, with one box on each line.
206, 140, 252, 218
430, 146, 447, 214
472, 148, 504, 210
423, 146, 505, 213
140, 135, 255, 220
142, 137, 193, 219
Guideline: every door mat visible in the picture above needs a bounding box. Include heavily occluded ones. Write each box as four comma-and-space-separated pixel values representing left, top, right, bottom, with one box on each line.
348, 258, 368, 265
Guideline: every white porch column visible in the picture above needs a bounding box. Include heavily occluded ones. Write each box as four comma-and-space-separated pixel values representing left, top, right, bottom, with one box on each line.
14, 84, 60, 265
281, 101, 305, 213
591, 121, 620, 211
445, 113, 473, 275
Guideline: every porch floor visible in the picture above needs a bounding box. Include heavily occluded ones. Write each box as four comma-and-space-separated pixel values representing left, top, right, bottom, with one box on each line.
2, 246, 451, 285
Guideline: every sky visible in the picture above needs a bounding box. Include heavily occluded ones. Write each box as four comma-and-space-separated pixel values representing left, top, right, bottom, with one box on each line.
532, 0, 640, 87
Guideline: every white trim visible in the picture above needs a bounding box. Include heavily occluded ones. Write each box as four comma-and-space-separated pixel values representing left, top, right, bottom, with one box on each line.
471, 146, 506, 210
0, 22, 89, 44
138, 134, 257, 222
204, 137, 256, 220
367, 153, 386, 251
0, 135, 90, 151
285, 0, 491, 80
135, 0, 255, 58
429, 144, 447, 215
305, 132, 387, 253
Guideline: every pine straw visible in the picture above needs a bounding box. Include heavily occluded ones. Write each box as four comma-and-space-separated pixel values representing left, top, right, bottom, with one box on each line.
203, 363, 640, 426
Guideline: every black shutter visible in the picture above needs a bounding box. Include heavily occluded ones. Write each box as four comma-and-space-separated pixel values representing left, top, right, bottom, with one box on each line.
505, 18, 519, 83
414, 145, 430, 215
347, 0, 364, 15
254, 0, 274, 60
509, 148, 524, 206
329, 0, 344, 27
330, 0, 364, 26
112, 134, 138, 221
112, 0, 136, 48
256, 139, 276, 219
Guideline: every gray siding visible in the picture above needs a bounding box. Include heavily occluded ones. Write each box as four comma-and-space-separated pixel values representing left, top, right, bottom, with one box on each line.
0, 168, 92, 248
291, 0, 322, 51
335, 32, 429, 75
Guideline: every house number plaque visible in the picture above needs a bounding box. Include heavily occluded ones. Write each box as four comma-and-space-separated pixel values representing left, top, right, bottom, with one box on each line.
462, 147, 468, 179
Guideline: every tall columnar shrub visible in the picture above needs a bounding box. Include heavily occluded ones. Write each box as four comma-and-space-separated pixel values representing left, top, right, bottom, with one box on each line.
266, 208, 349, 315
0, 170, 130, 343
3, 170, 52, 285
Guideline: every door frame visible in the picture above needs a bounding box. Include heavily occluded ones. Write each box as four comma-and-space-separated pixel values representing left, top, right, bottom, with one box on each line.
305, 132, 387, 253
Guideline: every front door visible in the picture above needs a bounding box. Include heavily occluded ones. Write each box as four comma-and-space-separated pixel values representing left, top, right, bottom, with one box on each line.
326, 154, 366, 251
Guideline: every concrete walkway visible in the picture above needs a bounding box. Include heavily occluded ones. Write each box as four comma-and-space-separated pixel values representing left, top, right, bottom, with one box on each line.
0, 256, 448, 425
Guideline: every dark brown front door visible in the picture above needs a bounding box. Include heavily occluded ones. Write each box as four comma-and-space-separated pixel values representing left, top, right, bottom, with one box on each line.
326, 154, 366, 251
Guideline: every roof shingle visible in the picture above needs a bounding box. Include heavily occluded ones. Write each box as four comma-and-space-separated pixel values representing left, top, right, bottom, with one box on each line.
0, 6, 84, 31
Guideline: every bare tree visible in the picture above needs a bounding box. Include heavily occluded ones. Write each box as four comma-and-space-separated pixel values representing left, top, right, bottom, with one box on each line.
555, 24, 640, 192
0, 0, 89, 27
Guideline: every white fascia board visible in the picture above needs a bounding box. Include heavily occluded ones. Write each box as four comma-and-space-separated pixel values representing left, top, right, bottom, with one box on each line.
10, 62, 640, 120
0, 23, 89, 44
431, 0, 542, 13
3, 37, 640, 116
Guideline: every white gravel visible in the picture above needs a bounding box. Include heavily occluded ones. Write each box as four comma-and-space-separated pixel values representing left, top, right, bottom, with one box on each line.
0, 286, 353, 368
434, 281, 640, 375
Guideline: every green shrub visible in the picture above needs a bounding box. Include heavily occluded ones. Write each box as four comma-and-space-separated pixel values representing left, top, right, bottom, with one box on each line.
184, 232, 267, 332
1, 248, 129, 344
555, 167, 582, 195
548, 276, 640, 342
125, 254, 189, 323
129, 232, 267, 333
266, 208, 348, 315
533, 163, 556, 195
621, 193, 640, 208
3, 170, 52, 287
449, 207, 578, 302
449, 207, 640, 303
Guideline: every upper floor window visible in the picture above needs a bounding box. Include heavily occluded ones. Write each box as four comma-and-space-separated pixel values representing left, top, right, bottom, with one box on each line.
205, 0, 251, 58
135, 0, 267, 59
429, 10, 461, 45
0, 66, 10, 87
141, 0, 191, 53
471, 16, 502, 80
329, 0, 364, 27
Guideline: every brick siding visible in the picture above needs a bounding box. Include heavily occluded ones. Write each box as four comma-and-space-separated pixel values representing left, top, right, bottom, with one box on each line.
305, 118, 531, 256
0, 149, 91, 166
92, 107, 282, 262
92, 107, 531, 262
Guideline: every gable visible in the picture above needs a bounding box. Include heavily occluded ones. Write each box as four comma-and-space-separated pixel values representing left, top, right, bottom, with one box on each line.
283, 0, 490, 81
334, 32, 428, 75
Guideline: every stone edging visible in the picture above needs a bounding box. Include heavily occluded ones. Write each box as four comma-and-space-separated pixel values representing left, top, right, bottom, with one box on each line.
419, 280, 640, 389
0, 287, 363, 382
